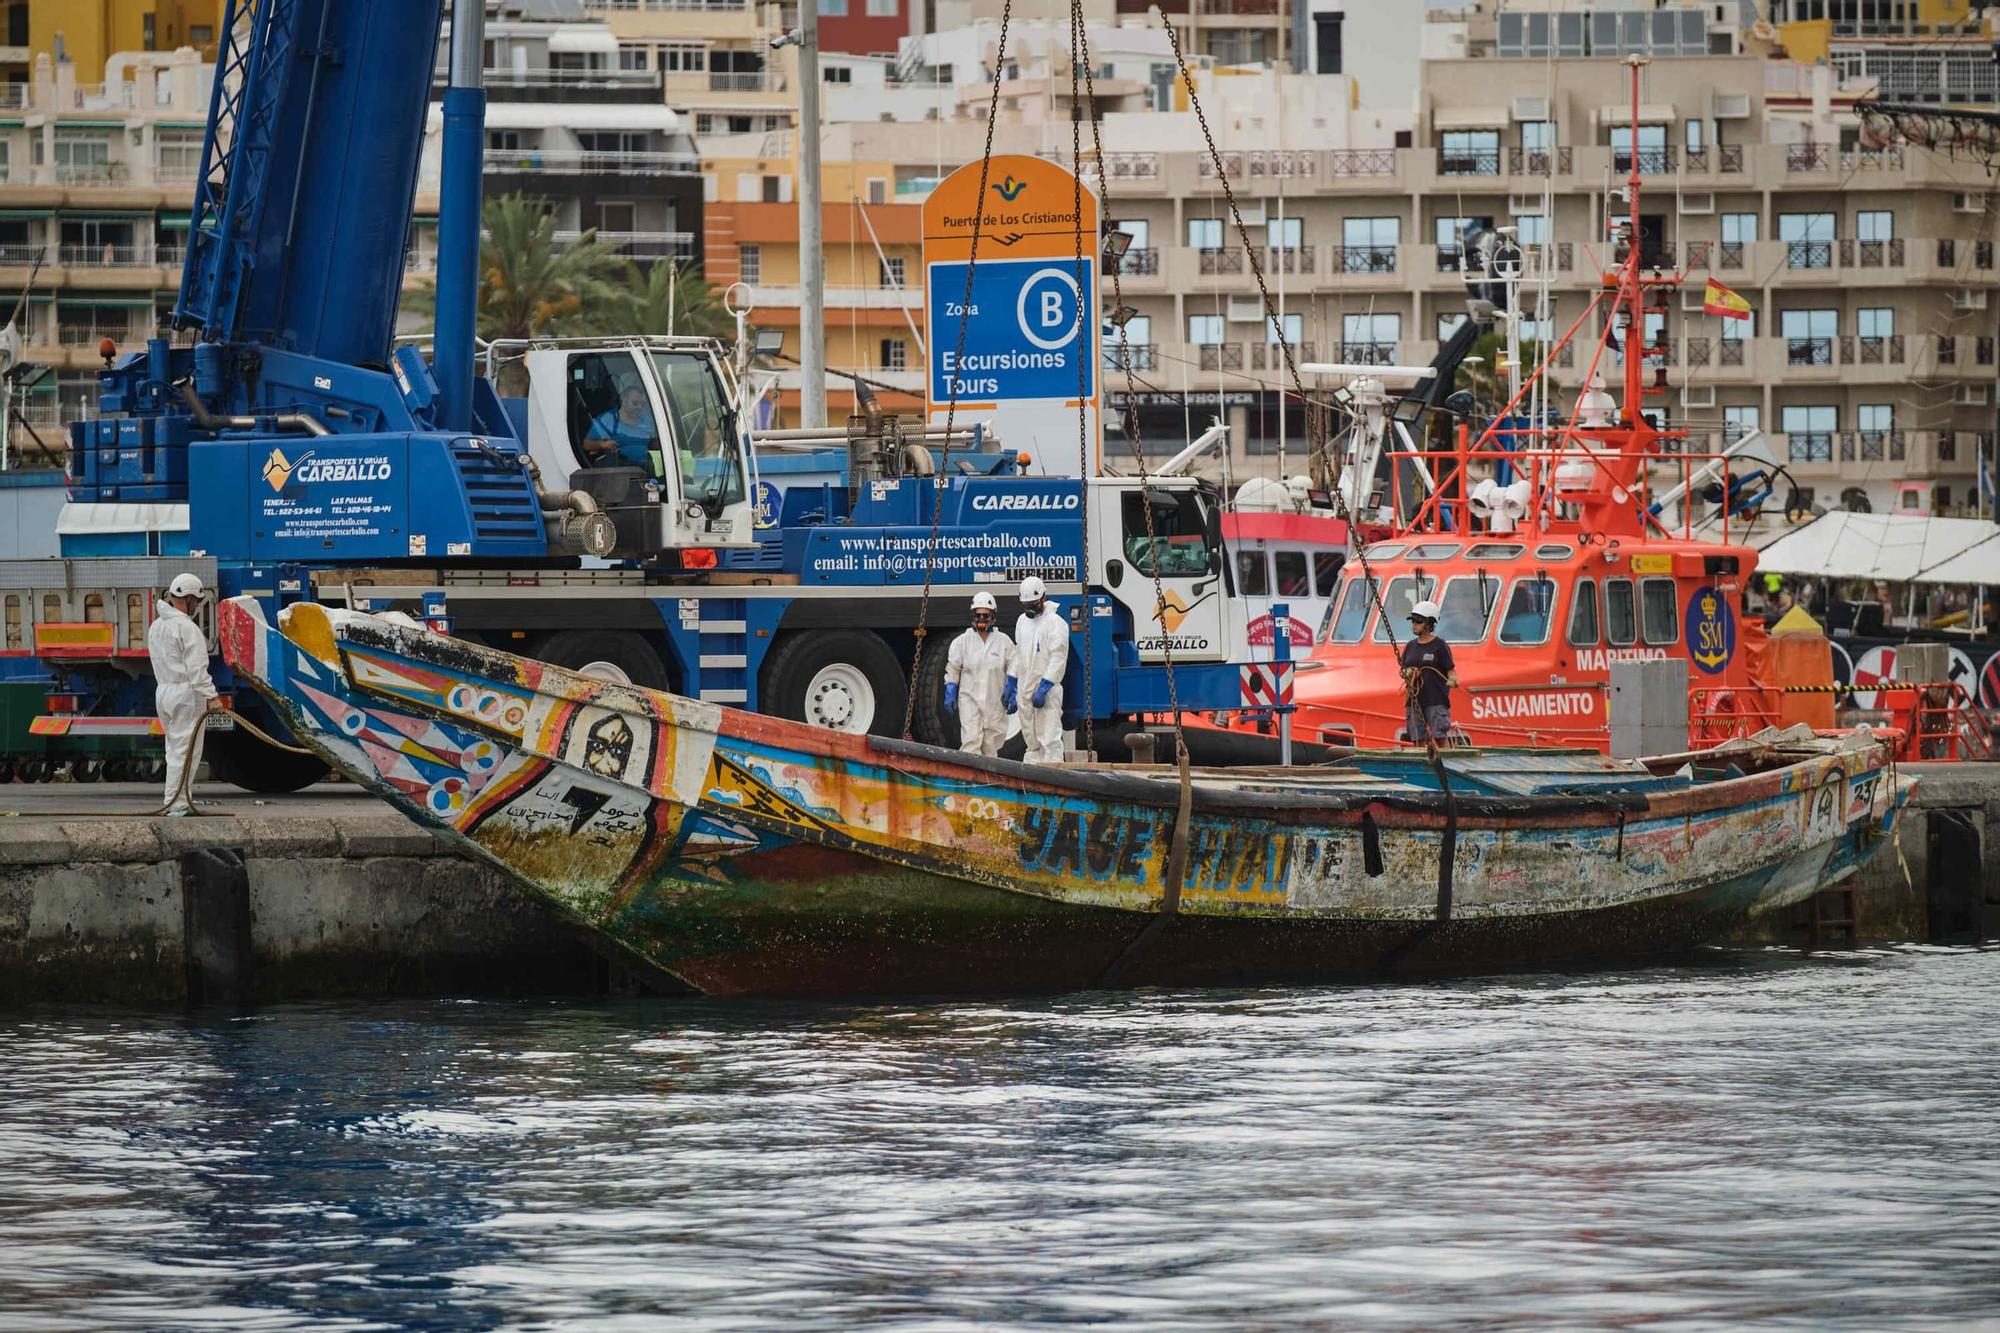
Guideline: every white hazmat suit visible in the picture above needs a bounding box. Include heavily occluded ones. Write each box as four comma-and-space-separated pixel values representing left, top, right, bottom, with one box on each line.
944, 624, 1016, 757
1014, 601, 1070, 764
146, 598, 218, 813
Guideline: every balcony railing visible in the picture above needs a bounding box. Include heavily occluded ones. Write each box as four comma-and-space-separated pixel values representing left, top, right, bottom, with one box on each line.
58, 322, 148, 348
1786, 143, 1832, 171
1846, 429, 1906, 462
468, 67, 663, 91
1682, 240, 1712, 268
1939, 336, 1958, 365
1980, 241, 1995, 270
1507, 146, 1572, 175
1251, 341, 1314, 369
1081, 152, 1160, 182
1612, 146, 1676, 174
1719, 339, 1746, 366
706, 70, 785, 92
53, 162, 128, 185
1719, 144, 1745, 172
1846, 334, 1904, 364
1786, 432, 1834, 462
1198, 247, 1243, 275
1197, 343, 1244, 371
551, 229, 697, 257
1843, 238, 1904, 267
1337, 342, 1398, 366
482, 148, 700, 175
1119, 247, 1159, 276
1327, 148, 1396, 177
1246, 149, 1314, 178
1718, 241, 1745, 269
1438, 147, 1501, 177
1104, 343, 1158, 372
1330, 245, 1397, 274
1842, 147, 1904, 171
0, 244, 44, 266
1264, 246, 1314, 274
1196, 0, 1279, 11
583, 0, 751, 10
1786, 240, 1833, 269
57, 244, 154, 267
1981, 337, 1996, 366
1786, 336, 1834, 366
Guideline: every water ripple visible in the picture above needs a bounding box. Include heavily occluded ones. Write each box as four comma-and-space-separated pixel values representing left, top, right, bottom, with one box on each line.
0, 946, 1995, 1330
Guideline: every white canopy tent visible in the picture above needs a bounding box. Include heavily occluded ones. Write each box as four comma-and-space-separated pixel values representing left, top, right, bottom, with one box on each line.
1754, 512, 2000, 583
1910, 536, 2000, 586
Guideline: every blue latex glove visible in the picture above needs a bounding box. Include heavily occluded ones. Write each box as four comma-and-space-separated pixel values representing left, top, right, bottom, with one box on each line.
943, 682, 959, 712
1002, 676, 1018, 713
1032, 679, 1053, 709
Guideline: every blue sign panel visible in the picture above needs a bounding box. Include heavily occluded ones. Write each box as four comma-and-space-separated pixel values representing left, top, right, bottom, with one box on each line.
1685, 585, 1736, 675
928, 256, 1096, 404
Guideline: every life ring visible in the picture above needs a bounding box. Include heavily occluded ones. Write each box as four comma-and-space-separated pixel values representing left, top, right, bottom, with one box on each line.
1694, 689, 1750, 745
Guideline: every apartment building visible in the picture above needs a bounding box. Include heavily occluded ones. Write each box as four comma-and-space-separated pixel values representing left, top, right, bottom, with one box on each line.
3, 0, 221, 85
0, 50, 211, 432
583, 0, 799, 139
1768, 0, 2000, 106
413, 0, 703, 276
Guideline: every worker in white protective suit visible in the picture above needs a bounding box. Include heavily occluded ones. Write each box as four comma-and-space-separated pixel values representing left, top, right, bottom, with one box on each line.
146, 572, 222, 815
1013, 575, 1070, 764
943, 591, 1016, 757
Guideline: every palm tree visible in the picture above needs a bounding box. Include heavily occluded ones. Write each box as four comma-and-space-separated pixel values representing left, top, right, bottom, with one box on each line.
619, 258, 733, 341
403, 193, 631, 343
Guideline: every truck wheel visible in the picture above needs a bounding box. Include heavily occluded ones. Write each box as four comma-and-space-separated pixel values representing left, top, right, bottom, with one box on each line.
536, 630, 669, 691
910, 634, 960, 748
204, 727, 329, 794
72, 759, 102, 784
18, 757, 49, 783
761, 630, 905, 736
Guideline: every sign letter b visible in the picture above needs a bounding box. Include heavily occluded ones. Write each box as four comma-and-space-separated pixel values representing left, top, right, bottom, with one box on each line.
1040, 289, 1063, 327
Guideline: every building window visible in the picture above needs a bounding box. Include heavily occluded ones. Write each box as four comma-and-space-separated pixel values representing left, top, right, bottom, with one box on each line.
1779, 211, 1834, 268
1438, 312, 1468, 340
695, 114, 714, 134
1314, 11, 1343, 74
1858, 403, 1893, 434
880, 338, 906, 369
822, 66, 852, 83
1722, 405, 1760, 440
1780, 308, 1836, 364
867, 178, 887, 204
1520, 120, 1554, 153
866, 0, 897, 14
487, 129, 524, 152
726, 115, 753, 134
1187, 217, 1223, 250
619, 45, 649, 71
1342, 313, 1401, 358
1434, 214, 1491, 270
1858, 307, 1894, 339
1267, 312, 1303, 344
761, 174, 782, 202
821, 0, 847, 14
1515, 213, 1548, 246
1266, 216, 1302, 250
155, 128, 203, 181
1439, 129, 1500, 176
1720, 212, 1757, 244
1609, 122, 1667, 172
738, 243, 761, 284
1781, 404, 1837, 462
1684, 118, 1705, 154
659, 43, 707, 72
1342, 216, 1400, 248
1114, 219, 1149, 250
879, 256, 905, 287
1856, 209, 1894, 241
1187, 313, 1224, 346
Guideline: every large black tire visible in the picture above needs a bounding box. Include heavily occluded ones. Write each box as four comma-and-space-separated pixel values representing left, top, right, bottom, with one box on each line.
204, 726, 330, 794
535, 629, 670, 690
910, 634, 960, 748
760, 630, 906, 736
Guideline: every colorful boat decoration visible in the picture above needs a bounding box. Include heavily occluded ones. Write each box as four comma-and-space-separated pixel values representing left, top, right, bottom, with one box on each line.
220, 596, 1914, 997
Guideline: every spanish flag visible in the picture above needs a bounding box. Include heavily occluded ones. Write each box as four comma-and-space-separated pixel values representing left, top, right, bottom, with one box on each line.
1702, 277, 1753, 321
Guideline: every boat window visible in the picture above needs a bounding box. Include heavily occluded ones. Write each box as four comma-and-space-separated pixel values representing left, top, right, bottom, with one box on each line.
1437, 573, 1502, 643
1408, 542, 1462, 561
1641, 577, 1680, 645
1314, 552, 1342, 596
1535, 543, 1575, 561
1275, 551, 1310, 597
1121, 488, 1216, 577
1606, 578, 1637, 646
1372, 574, 1439, 642
1568, 578, 1601, 647
1327, 576, 1378, 644
1363, 543, 1406, 560
1498, 576, 1558, 645
1235, 550, 1270, 596
1465, 543, 1525, 561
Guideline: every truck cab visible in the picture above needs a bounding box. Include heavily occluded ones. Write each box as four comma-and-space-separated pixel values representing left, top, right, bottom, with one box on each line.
1090, 476, 1245, 665
512, 337, 758, 555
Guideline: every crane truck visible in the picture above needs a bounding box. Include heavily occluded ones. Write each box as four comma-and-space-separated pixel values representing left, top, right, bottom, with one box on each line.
0, 0, 1269, 791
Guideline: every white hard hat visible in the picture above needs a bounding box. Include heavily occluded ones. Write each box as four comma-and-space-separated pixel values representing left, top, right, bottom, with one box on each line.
971, 591, 997, 612
1409, 600, 1441, 621
167, 573, 205, 599
1019, 575, 1047, 603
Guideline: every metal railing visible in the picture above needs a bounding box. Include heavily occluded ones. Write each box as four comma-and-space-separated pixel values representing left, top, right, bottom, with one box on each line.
1718, 241, 1745, 268
1327, 148, 1396, 177
58, 323, 149, 349
584, 0, 751, 9
1786, 336, 1834, 365
1842, 147, 1904, 171
1251, 341, 1314, 369
1197, 343, 1244, 371
1847, 334, 1904, 364
1719, 144, 1745, 172
1330, 245, 1397, 274
705, 70, 785, 92
1719, 339, 1746, 366
1337, 341, 1398, 366
53, 162, 128, 185
1786, 431, 1834, 462
1198, 248, 1244, 274
482, 148, 699, 175
1438, 147, 1501, 177
0, 244, 44, 266
1105, 343, 1158, 371
469, 67, 663, 90
1612, 146, 1676, 174
1845, 238, 1904, 266
57, 244, 154, 267
1119, 248, 1159, 275
1847, 429, 1906, 462
1082, 152, 1160, 181
551, 228, 697, 257
1264, 246, 1314, 274
1507, 146, 1571, 175
1246, 150, 1315, 178
1786, 143, 1832, 171
1786, 240, 1833, 269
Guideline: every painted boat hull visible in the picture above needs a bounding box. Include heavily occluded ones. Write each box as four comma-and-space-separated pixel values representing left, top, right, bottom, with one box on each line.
220, 599, 1913, 997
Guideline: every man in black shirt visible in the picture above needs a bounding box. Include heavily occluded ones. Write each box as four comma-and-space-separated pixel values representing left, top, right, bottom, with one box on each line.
1399, 599, 1457, 745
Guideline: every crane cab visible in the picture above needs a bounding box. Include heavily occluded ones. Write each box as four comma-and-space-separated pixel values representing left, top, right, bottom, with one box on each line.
512, 336, 757, 555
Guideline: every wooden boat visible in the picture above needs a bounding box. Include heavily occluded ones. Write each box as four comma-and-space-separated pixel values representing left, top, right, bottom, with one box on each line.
219, 596, 1914, 998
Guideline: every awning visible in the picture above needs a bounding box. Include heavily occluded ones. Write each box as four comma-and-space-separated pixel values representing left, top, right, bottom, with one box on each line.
58, 210, 152, 219
0, 209, 52, 219
1755, 512, 2000, 582
455, 100, 687, 133
157, 212, 192, 228
546, 28, 621, 56
1599, 103, 1678, 125
57, 295, 157, 308
1433, 107, 1507, 130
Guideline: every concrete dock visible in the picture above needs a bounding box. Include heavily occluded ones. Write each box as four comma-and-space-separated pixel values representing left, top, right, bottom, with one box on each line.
0, 766, 1995, 1004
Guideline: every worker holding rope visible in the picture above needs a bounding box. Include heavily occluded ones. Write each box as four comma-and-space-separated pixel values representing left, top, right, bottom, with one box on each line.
147, 573, 224, 816
1400, 600, 1458, 747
